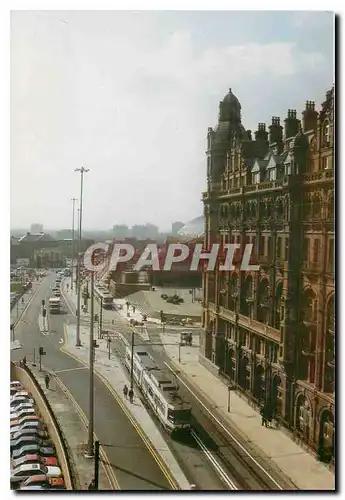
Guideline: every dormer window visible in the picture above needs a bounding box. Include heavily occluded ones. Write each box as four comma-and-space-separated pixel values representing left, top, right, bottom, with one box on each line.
269, 169, 276, 181
253, 172, 260, 184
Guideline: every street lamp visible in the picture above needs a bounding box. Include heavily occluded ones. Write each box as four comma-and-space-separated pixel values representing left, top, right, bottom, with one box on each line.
71, 198, 78, 291
85, 269, 95, 458
75, 167, 89, 347
130, 327, 135, 390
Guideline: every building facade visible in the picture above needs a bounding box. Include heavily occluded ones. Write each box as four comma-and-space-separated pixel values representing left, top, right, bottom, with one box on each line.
201, 88, 334, 463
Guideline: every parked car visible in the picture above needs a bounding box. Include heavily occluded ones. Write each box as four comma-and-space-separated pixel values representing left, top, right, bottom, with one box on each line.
11, 396, 35, 408
12, 444, 56, 460
11, 463, 62, 485
11, 408, 36, 420
10, 421, 45, 435
11, 454, 58, 469
11, 415, 40, 428
11, 436, 53, 452
10, 403, 35, 414
11, 428, 48, 441
21, 475, 65, 489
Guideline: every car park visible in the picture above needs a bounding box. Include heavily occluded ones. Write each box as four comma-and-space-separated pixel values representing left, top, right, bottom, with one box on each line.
12, 444, 56, 460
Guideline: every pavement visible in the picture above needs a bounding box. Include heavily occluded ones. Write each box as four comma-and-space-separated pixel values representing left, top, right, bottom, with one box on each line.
10, 272, 186, 491
30, 364, 110, 490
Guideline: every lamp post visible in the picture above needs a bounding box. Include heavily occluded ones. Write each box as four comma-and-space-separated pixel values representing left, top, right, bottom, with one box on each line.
85, 269, 95, 458
71, 198, 78, 291
75, 167, 89, 346
130, 328, 135, 390
99, 297, 103, 339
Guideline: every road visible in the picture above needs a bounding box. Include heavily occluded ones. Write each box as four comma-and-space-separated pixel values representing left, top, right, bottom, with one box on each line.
10, 273, 178, 491
79, 284, 296, 491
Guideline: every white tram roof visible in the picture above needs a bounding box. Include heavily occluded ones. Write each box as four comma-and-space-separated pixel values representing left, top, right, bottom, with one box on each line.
133, 349, 191, 409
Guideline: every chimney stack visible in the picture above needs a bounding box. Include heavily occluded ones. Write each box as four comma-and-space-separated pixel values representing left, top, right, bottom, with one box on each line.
302, 101, 317, 132
255, 123, 268, 142
284, 109, 300, 139
268, 116, 283, 144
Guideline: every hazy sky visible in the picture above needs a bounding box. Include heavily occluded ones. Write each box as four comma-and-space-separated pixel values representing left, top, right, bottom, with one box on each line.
10, 10, 334, 231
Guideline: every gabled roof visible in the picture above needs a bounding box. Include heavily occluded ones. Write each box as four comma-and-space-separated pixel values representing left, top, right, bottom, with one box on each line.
251, 159, 268, 173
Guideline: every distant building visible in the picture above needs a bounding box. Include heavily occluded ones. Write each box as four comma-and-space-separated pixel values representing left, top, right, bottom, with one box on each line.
30, 223, 43, 233
171, 221, 184, 235
56, 229, 73, 240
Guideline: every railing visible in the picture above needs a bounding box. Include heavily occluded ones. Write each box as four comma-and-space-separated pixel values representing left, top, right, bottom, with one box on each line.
303, 169, 334, 183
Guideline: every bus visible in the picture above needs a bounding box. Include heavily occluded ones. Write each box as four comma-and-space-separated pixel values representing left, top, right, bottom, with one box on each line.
48, 297, 61, 314
94, 286, 113, 310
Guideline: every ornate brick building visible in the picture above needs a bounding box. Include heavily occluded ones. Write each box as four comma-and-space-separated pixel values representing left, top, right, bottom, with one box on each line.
201, 88, 334, 462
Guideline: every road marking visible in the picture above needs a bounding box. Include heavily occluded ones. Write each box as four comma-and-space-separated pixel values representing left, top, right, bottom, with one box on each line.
54, 367, 88, 374
60, 326, 178, 490
13, 282, 42, 329
164, 362, 284, 491
191, 430, 238, 490
53, 375, 119, 490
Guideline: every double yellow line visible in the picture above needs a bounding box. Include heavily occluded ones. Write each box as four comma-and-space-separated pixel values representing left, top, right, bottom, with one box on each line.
54, 375, 119, 490
60, 327, 178, 490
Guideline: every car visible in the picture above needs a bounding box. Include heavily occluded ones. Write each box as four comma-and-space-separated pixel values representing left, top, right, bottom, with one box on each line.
11, 408, 36, 420
11, 463, 62, 479
10, 402, 35, 414
10, 396, 34, 408
19, 485, 47, 490
10, 421, 45, 435
11, 390, 31, 398
11, 436, 53, 452
12, 444, 56, 460
10, 381, 23, 391
21, 475, 65, 489
11, 428, 48, 441
11, 454, 58, 469
11, 415, 40, 428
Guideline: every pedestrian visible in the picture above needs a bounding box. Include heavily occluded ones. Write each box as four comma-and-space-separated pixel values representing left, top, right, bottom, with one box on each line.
44, 374, 50, 390
23, 356, 27, 365
123, 384, 128, 399
88, 479, 96, 490
128, 388, 134, 403
22, 297, 24, 304
260, 406, 268, 427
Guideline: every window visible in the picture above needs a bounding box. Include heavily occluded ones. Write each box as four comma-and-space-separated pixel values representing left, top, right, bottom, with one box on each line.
328, 239, 334, 267
259, 236, 265, 256
276, 237, 282, 260
322, 156, 330, 170
313, 239, 320, 263
303, 238, 310, 262
253, 172, 260, 184
323, 122, 330, 145
269, 168, 276, 181
252, 236, 257, 253
285, 238, 289, 260
267, 236, 272, 261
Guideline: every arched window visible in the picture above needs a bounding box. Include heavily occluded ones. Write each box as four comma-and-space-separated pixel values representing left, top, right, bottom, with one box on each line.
323, 121, 330, 145
312, 194, 322, 218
